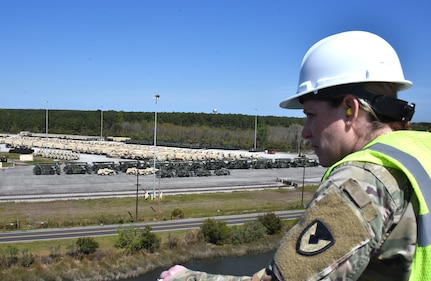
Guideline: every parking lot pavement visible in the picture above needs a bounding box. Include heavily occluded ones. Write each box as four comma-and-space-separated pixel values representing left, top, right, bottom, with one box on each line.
0, 144, 326, 200
0, 162, 326, 199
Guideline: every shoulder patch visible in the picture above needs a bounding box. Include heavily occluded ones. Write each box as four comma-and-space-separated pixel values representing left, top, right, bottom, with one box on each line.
274, 189, 374, 280
296, 219, 335, 256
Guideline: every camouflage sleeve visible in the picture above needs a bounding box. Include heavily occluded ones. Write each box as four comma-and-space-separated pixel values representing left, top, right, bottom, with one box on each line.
272, 162, 413, 280
164, 268, 251, 281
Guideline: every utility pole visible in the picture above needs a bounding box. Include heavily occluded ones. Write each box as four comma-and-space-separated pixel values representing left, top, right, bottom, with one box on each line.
100, 107, 103, 141
253, 108, 258, 151
136, 172, 139, 222
45, 101, 48, 154
153, 94, 160, 199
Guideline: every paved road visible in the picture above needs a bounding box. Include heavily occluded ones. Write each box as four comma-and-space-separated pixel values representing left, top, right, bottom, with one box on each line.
0, 210, 305, 243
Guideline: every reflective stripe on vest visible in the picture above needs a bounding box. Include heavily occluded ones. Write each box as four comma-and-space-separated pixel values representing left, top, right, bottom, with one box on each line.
368, 143, 431, 247
322, 131, 431, 280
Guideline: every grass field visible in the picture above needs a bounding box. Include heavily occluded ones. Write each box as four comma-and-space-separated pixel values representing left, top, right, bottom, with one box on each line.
1, 187, 316, 229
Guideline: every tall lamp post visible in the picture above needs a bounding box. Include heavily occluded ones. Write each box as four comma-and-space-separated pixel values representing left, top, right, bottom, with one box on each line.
253, 108, 258, 151
153, 94, 160, 199
300, 140, 306, 207
100, 107, 103, 141
45, 101, 49, 154
136, 170, 139, 222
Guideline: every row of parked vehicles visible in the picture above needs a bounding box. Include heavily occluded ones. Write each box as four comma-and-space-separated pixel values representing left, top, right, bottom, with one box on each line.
32, 157, 319, 177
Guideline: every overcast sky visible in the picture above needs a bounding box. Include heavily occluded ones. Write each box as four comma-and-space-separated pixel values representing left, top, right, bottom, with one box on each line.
1, 0, 430, 121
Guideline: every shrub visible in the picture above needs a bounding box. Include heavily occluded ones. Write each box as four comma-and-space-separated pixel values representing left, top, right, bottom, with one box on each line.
66, 242, 78, 258
166, 234, 179, 249
20, 249, 35, 267
49, 245, 62, 260
171, 208, 185, 219
229, 221, 266, 245
184, 229, 200, 245
199, 218, 231, 245
115, 225, 160, 254
258, 212, 282, 235
76, 237, 99, 255
230, 225, 245, 245
243, 221, 266, 242
0, 246, 19, 268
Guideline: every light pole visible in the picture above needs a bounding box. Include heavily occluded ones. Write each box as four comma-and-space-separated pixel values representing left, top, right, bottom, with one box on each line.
100, 107, 103, 141
301, 141, 306, 207
253, 109, 257, 151
153, 94, 160, 199
136, 171, 139, 222
45, 101, 48, 154
301, 157, 306, 207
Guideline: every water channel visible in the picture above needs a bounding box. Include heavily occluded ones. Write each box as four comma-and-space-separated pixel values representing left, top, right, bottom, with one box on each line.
124, 250, 275, 281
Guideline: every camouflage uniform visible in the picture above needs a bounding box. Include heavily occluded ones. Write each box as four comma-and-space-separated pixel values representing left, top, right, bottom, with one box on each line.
165, 161, 416, 281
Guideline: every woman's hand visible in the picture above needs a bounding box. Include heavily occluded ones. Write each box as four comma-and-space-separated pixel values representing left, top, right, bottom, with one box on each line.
159, 265, 188, 281
251, 268, 273, 281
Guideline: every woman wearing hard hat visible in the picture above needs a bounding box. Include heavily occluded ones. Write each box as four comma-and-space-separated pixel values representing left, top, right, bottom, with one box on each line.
159, 31, 431, 281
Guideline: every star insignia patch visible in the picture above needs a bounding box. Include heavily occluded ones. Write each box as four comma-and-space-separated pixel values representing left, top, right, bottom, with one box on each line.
296, 219, 335, 256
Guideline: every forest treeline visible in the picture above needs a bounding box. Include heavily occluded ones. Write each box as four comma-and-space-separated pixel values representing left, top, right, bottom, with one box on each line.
0, 109, 430, 152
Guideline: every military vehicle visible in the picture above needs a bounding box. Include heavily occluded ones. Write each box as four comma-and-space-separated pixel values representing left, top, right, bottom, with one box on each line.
118, 160, 140, 172
91, 161, 118, 173
214, 168, 230, 176
252, 159, 274, 169
63, 162, 91, 174
33, 162, 61, 175
290, 157, 320, 167
9, 146, 34, 154
194, 167, 211, 177
158, 166, 176, 178
273, 158, 291, 168
175, 161, 193, 177
204, 160, 227, 170
97, 168, 116, 175
226, 159, 251, 169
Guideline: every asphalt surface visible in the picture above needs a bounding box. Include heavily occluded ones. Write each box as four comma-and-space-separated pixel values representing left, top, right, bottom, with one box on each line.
0, 164, 326, 201
0, 147, 327, 201
0, 210, 306, 243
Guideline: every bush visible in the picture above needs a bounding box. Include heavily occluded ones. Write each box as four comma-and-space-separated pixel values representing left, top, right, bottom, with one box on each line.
229, 221, 266, 245
258, 212, 282, 235
230, 225, 245, 245
66, 242, 78, 258
76, 237, 99, 255
243, 221, 266, 242
20, 249, 35, 267
49, 245, 62, 260
0, 246, 18, 268
184, 229, 200, 245
166, 234, 179, 249
115, 225, 160, 254
199, 218, 231, 245
171, 208, 185, 219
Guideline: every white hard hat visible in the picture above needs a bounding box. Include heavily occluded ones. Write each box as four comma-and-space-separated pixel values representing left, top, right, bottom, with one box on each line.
280, 31, 412, 109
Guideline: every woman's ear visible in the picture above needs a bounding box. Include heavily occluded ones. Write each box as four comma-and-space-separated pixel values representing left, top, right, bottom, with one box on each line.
343, 95, 359, 124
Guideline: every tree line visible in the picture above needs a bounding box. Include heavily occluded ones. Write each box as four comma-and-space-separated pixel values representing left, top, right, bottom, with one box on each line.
0, 109, 429, 152
0, 109, 306, 151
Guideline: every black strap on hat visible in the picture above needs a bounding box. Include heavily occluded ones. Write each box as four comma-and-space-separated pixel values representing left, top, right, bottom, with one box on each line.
299, 83, 415, 122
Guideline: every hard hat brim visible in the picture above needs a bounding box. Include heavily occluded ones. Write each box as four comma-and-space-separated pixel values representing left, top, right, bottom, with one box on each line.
279, 80, 412, 110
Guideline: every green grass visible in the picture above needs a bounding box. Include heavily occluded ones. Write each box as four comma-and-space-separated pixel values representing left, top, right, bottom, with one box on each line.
1, 188, 316, 230
0, 152, 54, 167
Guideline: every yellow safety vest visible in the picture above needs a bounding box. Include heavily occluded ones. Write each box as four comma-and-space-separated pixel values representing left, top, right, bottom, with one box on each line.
322, 130, 431, 281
